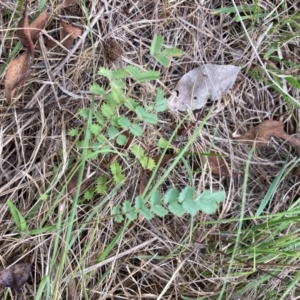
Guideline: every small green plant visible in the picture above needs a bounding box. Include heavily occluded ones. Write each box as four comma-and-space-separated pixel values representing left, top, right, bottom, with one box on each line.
112, 187, 226, 222
69, 34, 226, 220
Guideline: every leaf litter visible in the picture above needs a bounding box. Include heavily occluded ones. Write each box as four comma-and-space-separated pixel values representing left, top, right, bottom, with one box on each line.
4, 0, 47, 103
233, 119, 300, 147
168, 63, 240, 111
1, 1, 298, 298
61, 20, 82, 48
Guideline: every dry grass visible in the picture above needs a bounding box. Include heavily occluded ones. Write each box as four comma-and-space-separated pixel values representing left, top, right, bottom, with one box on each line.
1, 0, 300, 299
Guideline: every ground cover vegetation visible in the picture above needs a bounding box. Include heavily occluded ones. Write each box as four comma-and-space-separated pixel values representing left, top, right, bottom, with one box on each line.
0, 0, 300, 299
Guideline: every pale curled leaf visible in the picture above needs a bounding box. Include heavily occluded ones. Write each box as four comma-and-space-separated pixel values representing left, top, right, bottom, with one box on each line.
17, 10, 49, 46
233, 120, 300, 147
61, 20, 82, 48
168, 64, 241, 111
0, 263, 31, 293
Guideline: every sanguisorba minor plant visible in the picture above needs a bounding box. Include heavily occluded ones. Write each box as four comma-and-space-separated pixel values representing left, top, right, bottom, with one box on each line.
68, 34, 226, 222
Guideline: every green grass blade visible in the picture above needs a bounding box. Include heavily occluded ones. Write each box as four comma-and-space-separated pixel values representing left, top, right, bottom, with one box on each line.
255, 159, 287, 217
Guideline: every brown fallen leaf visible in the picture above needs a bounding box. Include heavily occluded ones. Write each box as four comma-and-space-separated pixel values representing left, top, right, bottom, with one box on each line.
0, 263, 31, 293
103, 38, 123, 64
67, 169, 89, 197
5, 51, 33, 102
199, 152, 242, 177
152, 153, 174, 169
61, 20, 82, 48
17, 10, 49, 46
139, 171, 148, 195
5, 0, 35, 103
233, 120, 300, 147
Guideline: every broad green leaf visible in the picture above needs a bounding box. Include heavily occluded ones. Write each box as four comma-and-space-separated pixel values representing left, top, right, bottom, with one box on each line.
135, 195, 144, 210
154, 54, 170, 67
140, 206, 154, 220
111, 68, 128, 79
83, 189, 94, 201
160, 48, 183, 57
105, 89, 125, 105
122, 200, 137, 221
182, 199, 199, 216
96, 176, 108, 195
90, 123, 102, 136
150, 34, 163, 55
107, 126, 119, 139
114, 214, 124, 223
89, 84, 105, 95
126, 65, 160, 81
141, 157, 156, 171
157, 137, 169, 149
40, 194, 48, 201
110, 161, 125, 184
86, 150, 99, 160
286, 77, 300, 90
124, 98, 139, 110
152, 204, 168, 217
116, 134, 128, 146
130, 144, 145, 160
78, 108, 90, 119
168, 202, 185, 217
154, 88, 167, 112
178, 186, 195, 203
196, 190, 226, 204
101, 104, 115, 119
7, 200, 27, 232
112, 206, 123, 223
164, 188, 179, 204
118, 116, 131, 130
96, 134, 107, 144
122, 200, 132, 213
110, 79, 125, 90
98, 67, 113, 78
111, 205, 121, 216
129, 124, 143, 136
110, 115, 119, 127
68, 128, 79, 137
136, 107, 158, 124
127, 211, 138, 221
150, 190, 161, 206
94, 111, 105, 125
194, 190, 225, 214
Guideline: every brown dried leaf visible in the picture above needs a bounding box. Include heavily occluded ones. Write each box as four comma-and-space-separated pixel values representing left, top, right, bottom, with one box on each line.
67, 169, 88, 197
234, 120, 300, 147
17, 10, 49, 46
139, 171, 148, 195
5, 50, 33, 103
15, 0, 34, 53
152, 154, 174, 169
0, 263, 31, 293
5, 1, 35, 103
61, 20, 82, 48
199, 152, 241, 177
103, 38, 123, 64
292, 166, 300, 176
